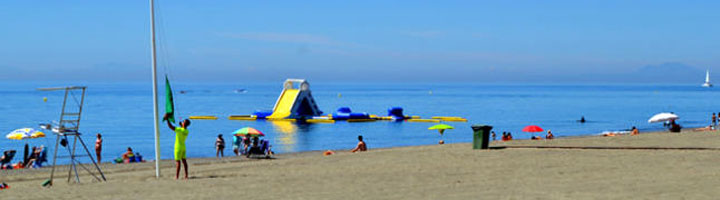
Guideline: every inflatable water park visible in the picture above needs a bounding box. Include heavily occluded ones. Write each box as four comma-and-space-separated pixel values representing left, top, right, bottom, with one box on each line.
191, 79, 468, 123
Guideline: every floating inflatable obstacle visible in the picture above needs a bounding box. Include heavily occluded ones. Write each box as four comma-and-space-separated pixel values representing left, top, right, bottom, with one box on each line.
265, 79, 323, 119
331, 107, 370, 120
306, 119, 335, 123
228, 115, 257, 121
406, 119, 441, 123
189, 116, 218, 120
387, 107, 406, 120
431, 116, 468, 122
347, 118, 377, 123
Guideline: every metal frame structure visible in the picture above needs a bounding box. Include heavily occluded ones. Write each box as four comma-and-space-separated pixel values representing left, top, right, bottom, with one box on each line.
38, 86, 106, 186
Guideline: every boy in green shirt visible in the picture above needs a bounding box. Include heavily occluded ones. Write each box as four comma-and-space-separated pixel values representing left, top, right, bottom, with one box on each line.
164, 114, 190, 179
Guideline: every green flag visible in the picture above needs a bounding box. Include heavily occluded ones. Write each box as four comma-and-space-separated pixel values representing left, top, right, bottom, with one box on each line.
164, 75, 176, 123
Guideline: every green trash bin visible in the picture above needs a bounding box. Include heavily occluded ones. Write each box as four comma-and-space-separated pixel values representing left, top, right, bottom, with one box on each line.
471, 125, 493, 149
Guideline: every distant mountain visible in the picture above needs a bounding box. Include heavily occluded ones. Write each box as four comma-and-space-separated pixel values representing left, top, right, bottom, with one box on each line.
633, 62, 704, 83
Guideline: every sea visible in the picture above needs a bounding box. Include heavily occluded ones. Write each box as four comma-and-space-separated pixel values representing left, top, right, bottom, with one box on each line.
0, 81, 717, 163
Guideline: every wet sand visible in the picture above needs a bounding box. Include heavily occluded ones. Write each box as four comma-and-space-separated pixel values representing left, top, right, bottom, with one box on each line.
2, 130, 720, 199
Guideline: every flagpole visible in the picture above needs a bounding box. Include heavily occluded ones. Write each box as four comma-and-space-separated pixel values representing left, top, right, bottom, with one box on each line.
150, 0, 161, 178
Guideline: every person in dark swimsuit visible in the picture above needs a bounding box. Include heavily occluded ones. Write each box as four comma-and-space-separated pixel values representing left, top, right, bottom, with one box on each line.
215, 134, 225, 158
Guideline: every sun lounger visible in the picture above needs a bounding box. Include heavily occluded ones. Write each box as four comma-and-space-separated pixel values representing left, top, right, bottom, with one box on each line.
1, 150, 17, 169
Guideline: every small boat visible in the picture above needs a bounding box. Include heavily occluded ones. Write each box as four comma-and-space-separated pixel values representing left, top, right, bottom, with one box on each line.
702, 70, 713, 87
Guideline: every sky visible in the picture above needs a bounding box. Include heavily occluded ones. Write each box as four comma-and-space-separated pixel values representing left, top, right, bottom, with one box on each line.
1, 0, 720, 83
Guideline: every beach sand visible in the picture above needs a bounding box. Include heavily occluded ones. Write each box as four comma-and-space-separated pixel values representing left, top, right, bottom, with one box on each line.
2, 130, 720, 199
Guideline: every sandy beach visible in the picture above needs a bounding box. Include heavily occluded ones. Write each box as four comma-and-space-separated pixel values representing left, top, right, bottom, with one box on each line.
2, 129, 720, 199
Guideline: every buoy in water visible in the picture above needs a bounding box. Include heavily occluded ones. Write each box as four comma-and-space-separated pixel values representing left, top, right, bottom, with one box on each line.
43, 97, 47, 102
338, 93, 342, 98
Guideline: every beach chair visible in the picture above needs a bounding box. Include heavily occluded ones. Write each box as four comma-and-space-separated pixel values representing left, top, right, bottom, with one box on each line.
246, 140, 272, 159
34, 148, 48, 168
1, 150, 17, 169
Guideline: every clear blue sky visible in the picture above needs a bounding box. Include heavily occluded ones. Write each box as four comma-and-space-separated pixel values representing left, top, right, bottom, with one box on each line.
2, 0, 719, 83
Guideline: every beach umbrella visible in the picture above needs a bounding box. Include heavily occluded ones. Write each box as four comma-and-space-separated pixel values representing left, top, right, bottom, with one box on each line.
522, 125, 544, 133
428, 124, 454, 135
428, 124, 454, 144
233, 127, 265, 137
6, 128, 45, 140
648, 113, 679, 123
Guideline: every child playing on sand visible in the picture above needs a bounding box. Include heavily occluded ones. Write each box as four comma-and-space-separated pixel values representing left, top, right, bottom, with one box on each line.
216, 134, 225, 158
164, 114, 191, 179
351, 135, 367, 152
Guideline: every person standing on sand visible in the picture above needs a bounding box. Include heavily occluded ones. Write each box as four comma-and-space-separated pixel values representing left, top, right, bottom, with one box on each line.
164, 114, 190, 179
243, 135, 251, 154
491, 131, 496, 141
232, 134, 241, 156
216, 134, 225, 158
351, 135, 367, 153
95, 133, 102, 163
712, 113, 717, 128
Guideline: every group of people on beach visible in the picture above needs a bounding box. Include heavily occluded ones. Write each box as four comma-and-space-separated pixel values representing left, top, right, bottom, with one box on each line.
214, 134, 275, 158
491, 130, 554, 141
0, 145, 47, 170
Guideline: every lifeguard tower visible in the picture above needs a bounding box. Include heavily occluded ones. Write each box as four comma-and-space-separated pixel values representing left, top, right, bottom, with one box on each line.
38, 86, 106, 186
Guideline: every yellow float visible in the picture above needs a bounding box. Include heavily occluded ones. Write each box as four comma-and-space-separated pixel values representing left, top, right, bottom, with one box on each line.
189, 116, 218, 120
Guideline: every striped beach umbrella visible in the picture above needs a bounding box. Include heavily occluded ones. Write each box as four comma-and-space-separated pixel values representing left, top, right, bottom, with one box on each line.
233, 127, 265, 137
6, 128, 45, 140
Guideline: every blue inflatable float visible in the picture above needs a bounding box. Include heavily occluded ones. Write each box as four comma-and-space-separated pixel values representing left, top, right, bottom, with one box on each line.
332, 107, 370, 120
387, 107, 406, 120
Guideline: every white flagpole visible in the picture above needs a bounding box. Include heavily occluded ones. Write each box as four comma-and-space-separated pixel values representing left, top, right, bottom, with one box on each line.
150, 0, 161, 178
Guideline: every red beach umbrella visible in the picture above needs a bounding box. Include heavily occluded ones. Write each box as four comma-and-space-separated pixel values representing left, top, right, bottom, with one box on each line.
522, 125, 544, 133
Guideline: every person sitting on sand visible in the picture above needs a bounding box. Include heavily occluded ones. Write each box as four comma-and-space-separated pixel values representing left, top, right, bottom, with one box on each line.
631, 126, 639, 135
531, 136, 541, 140
669, 120, 682, 133
351, 135, 367, 153
501, 132, 507, 141
507, 132, 513, 140
216, 134, 225, 158
24, 147, 40, 168
122, 147, 134, 163
546, 130, 554, 139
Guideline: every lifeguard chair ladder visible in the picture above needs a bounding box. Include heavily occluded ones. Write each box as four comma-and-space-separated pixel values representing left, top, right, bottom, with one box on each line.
38, 86, 106, 186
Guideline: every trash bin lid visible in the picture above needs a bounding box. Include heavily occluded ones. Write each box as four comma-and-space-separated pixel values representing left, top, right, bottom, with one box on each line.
471, 125, 493, 131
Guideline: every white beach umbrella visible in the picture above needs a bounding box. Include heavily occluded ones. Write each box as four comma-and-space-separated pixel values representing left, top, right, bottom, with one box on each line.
648, 113, 679, 123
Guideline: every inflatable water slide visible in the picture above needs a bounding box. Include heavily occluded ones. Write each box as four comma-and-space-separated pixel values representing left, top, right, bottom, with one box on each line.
260, 79, 323, 119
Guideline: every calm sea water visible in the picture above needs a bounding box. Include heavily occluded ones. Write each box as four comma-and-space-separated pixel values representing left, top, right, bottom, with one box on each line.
0, 81, 717, 163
